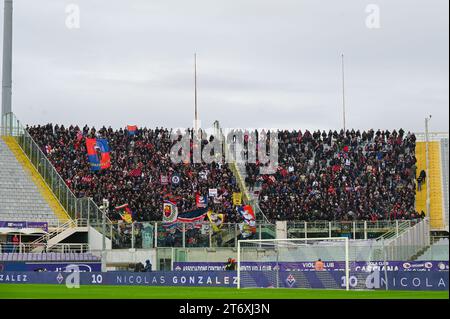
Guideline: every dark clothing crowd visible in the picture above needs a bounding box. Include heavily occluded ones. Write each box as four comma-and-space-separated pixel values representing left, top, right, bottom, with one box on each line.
28, 125, 421, 224
27, 124, 241, 222
245, 129, 420, 222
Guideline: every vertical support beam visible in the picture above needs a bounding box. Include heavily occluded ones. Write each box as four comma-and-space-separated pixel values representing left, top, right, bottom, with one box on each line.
87, 199, 90, 224
237, 240, 241, 289
304, 221, 307, 239
234, 223, 238, 248
352, 221, 356, 239
101, 202, 106, 273
364, 221, 368, 240
209, 227, 212, 248
345, 237, 349, 291
328, 222, 332, 238
182, 223, 186, 248
131, 222, 135, 249
2, 0, 13, 117
154, 222, 158, 248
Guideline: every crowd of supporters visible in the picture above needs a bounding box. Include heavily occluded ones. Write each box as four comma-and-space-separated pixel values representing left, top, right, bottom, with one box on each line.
27, 124, 241, 222
245, 128, 421, 222
28, 125, 421, 223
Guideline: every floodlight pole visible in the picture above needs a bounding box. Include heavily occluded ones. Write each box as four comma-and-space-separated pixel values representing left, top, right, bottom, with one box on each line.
341, 54, 346, 132
2, 0, 13, 118
425, 116, 431, 218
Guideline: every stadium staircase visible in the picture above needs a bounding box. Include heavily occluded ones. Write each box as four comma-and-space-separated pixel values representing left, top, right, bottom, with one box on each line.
415, 141, 445, 230
216, 124, 274, 239
415, 237, 449, 261
1, 112, 116, 250
30, 219, 89, 252
0, 136, 70, 226
378, 218, 431, 261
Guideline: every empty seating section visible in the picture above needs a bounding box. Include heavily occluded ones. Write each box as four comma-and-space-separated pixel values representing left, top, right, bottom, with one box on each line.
428, 142, 444, 229
0, 138, 60, 226
415, 141, 445, 230
0, 252, 101, 262
441, 138, 449, 229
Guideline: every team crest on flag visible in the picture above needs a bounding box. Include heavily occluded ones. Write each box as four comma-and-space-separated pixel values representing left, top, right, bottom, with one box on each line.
115, 204, 134, 224
171, 174, 181, 186
86, 138, 111, 171
163, 200, 178, 223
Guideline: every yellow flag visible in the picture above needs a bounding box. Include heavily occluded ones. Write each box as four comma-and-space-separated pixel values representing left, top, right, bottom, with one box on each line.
233, 192, 242, 206
207, 211, 224, 232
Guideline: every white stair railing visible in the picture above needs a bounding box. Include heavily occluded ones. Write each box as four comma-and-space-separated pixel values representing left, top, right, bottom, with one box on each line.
381, 218, 430, 261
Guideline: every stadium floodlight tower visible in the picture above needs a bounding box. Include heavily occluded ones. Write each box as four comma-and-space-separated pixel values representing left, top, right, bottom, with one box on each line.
1, 0, 13, 130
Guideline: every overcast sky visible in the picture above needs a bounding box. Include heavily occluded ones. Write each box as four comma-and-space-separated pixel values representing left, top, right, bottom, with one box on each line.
1, 0, 448, 132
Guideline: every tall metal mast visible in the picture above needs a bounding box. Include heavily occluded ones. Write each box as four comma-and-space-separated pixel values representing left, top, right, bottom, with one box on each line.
341, 53, 346, 132
2, 0, 13, 117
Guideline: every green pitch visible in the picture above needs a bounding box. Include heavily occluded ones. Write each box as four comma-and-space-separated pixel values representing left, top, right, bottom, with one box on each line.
0, 284, 448, 299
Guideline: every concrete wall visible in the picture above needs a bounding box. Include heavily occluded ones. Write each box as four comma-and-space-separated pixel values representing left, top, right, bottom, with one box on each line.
88, 226, 112, 250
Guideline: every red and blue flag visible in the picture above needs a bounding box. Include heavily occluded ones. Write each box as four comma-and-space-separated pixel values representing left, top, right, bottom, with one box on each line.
127, 125, 137, 136
86, 138, 111, 171
196, 194, 208, 208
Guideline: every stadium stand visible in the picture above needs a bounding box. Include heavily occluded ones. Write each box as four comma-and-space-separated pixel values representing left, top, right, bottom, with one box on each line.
25, 125, 434, 225
0, 137, 68, 226
245, 129, 420, 222
27, 124, 242, 222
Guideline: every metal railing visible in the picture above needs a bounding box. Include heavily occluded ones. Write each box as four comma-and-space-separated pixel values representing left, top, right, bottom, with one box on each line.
217, 126, 270, 223
101, 221, 276, 250
0, 242, 90, 253
382, 218, 430, 261
1, 112, 114, 240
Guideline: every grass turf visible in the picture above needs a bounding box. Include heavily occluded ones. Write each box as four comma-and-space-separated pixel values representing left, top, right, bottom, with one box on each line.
0, 284, 448, 299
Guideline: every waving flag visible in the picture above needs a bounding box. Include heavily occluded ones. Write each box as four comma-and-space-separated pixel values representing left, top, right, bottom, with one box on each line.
162, 207, 207, 232
239, 223, 256, 238
115, 204, 134, 224
237, 205, 256, 237
238, 205, 256, 222
177, 208, 208, 223
86, 138, 111, 171
207, 211, 224, 232
127, 125, 137, 136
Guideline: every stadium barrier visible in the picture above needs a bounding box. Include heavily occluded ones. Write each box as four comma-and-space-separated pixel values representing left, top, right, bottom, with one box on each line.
0, 270, 447, 291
